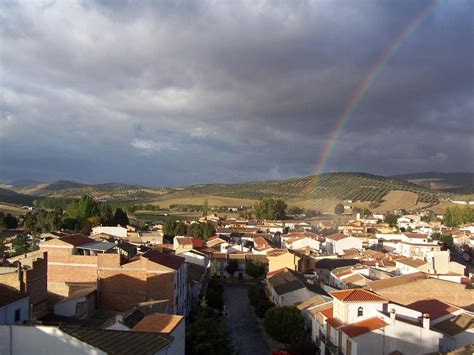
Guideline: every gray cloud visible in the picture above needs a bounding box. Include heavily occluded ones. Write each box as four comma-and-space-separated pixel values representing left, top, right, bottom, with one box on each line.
0, 0, 472, 186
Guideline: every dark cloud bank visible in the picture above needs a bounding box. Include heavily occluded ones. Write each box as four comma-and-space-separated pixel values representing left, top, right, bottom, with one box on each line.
0, 0, 472, 186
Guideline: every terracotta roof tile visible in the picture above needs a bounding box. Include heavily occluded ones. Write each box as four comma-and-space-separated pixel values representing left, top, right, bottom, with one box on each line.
331, 289, 387, 302
326, 233, 349, 241
407, 299, 460, 320
59, 235, 95, 246
142, 250, 184, 270
340, 317, 388, 338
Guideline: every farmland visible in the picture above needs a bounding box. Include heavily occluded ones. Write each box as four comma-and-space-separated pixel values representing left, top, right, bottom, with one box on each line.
1, 172, 470, 214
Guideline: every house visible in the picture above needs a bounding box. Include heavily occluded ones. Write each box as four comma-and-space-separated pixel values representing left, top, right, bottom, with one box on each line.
39, 237, 188, 315
0, 325, 177, 355
132, 313, 185, 355
311, 289, 444, 355
0, 285, 29, 325
396, 257, 429, 275
325, 233, 363, 255
53, 287, 96, 319
266, 268, 328, 306
284, 236, 321, 251
91, 225, 128, 239
186, 263, 207, 313
397, 232, 441, 259
173, 237, 194, 253
0, 252, 48, 319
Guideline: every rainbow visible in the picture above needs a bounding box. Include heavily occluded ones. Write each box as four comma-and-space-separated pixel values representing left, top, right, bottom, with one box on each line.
308, 0, 438, 198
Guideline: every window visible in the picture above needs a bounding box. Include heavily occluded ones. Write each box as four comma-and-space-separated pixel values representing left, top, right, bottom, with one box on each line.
357, 307, 363, 317
14, 309, 21, 322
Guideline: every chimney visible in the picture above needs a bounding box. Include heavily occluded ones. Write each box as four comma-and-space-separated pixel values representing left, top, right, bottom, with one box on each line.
356, 213, 360, 221
422, 314, 430, 329
390, 309, 396, 324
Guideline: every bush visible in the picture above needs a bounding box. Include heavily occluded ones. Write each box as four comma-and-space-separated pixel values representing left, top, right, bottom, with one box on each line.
264, 306, 305, 345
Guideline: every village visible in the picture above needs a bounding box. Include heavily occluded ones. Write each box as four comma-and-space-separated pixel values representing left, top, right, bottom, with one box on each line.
0, 201, 473, 355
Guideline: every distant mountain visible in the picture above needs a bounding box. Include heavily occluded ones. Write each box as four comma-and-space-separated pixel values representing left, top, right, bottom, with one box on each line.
9, 179, 43, 187
8, 180, 169, 203
392, 172, 474, 190
16, 180, 87, 196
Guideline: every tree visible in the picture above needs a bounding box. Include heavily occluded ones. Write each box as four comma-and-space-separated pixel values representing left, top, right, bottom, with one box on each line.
264, 306, 306, 346
4, 213, 18, 229
385, 214, 399, 228
225, 260, 239, 276
202, 200, 209, 217
245, 260, 267, 279
287, 206, 304, 216
334, 204, 344, 214
66, 196, 100, 221
112, 208, 129, 226
254, 199, 287, 220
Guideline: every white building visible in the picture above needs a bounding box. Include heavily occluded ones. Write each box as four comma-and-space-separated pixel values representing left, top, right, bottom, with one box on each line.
325, 233, 363, 255
310, 289, 444, 355
0, 286, 29, 325
0, 325, 178, 354
396, 233, 441, 259
91, 225, 128, 238
284, 236, 320, 251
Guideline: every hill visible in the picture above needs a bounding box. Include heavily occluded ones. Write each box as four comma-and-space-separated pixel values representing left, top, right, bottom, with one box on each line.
0, 188, 37, 206
11, 180, 170, 202
392, 172, 474, 190
1, 172, 467, 213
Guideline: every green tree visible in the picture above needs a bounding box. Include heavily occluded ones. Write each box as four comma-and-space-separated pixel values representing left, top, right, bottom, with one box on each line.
245, 260, 267, 279
202, 200, 209, 217
112, 208, 129, 226
264, 306, 306, 346
385, 214, 399, 228
225, 260, 239, 276
334, 204, 345, 214
66, 196, 100, 221
254, 199, 287, 220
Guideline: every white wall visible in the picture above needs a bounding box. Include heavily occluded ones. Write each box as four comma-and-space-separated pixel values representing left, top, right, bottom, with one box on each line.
0, 325, 105, 355
92, 226, 127, 238
0, 297, 29, 325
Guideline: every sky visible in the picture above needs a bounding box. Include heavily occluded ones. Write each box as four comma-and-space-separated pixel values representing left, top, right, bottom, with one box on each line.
0, 0, 472, 187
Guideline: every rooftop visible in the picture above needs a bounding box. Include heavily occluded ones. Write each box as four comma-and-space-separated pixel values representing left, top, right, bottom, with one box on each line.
407, 299, 460, 320
331, 289, 387, 303
396, 257, 428, 268
132, 313, 184, 334
59, 235, 96, 246
60, 326, 172, 354
339, 317, 388, 338
142, 250, 184, 270
0, 285, 27, 308
76, 241, 117, 252
431, 313, 474, 336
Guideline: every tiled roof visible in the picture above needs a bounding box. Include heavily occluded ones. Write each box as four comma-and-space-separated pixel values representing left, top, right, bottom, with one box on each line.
273, 279, 305, 295
326, 232, 349, 241
407, 299, 460, 320
320, 307, 343, 328
132, 313, 183, 334
365, 272, 428, 291
191, 238, 205, 248
340, 317, 388, 338
396, 257, 428, 268
403, 233, 429, 239
59, 235, 96, 246
60, 326, 172, 354
142, 250, 184, 270
331, 289, 387, 303
175, 237, 193, 245
0, 285, 27, 307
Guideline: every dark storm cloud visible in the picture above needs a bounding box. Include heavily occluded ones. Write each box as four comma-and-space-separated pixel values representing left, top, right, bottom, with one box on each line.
0, 0, 472, 186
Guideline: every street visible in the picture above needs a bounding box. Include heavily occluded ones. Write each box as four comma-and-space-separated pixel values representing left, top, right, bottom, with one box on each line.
223, 283, 271, 355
